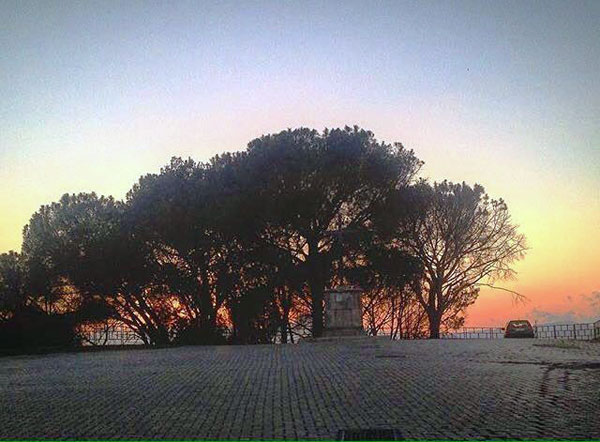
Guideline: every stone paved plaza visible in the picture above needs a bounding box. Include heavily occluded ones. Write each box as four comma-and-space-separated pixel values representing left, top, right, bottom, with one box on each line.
1, 338, 599, 440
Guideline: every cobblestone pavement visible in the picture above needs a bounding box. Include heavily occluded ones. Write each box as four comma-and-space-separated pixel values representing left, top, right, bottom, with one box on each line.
1, 339, 599, 440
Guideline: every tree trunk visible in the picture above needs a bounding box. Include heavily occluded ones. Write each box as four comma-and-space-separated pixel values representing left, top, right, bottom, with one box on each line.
307, 236, 325, 338
198, 264, 217, 335
279, 307, 290, 344
310, 281, 324, 338
149, 327, 171, 346
428, 311, 441, 339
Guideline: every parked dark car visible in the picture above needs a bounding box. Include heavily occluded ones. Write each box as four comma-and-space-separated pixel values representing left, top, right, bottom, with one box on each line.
503, 320, 535, 338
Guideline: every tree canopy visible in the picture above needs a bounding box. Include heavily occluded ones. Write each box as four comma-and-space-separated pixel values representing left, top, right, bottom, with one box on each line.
0, 126, 526, 349
379, 180, 527, 337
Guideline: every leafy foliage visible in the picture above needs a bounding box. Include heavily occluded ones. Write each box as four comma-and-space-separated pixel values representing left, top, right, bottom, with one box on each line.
380, 181, 527, 337
2, 127, 526, 348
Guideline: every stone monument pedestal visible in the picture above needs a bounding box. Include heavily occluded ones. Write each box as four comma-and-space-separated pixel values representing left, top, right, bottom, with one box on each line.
322, 286, 364, 337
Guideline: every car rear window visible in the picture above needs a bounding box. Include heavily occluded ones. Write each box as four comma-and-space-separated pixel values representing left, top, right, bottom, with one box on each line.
509, 320, 531, 326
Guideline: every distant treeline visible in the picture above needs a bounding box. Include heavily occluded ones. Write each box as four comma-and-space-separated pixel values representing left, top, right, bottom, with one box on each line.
0, 127, 526, 350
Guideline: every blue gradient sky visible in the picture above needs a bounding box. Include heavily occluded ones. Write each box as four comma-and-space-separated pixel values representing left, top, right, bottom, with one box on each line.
1, 0, 599, 325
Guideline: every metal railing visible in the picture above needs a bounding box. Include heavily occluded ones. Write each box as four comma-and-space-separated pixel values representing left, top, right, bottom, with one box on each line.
534, 323, 596, 340
81, 324, 144, 346
79, 319, 600, 345
441, 321, 600, 340
441, 327, 504, 339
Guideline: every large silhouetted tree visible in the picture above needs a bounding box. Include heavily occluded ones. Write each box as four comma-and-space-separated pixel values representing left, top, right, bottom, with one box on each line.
126, 155, 258, 343
243, 126, 422, 337
384, 181, 527, 338
21, 193, 175, 345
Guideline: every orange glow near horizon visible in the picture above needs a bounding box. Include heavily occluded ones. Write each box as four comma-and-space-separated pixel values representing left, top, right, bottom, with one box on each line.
2, 153, 597, 328
1, 1, 598, 328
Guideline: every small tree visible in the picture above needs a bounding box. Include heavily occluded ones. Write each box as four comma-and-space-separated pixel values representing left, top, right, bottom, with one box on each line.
0, 252, 26, 321
387, 181, 527, 338
343, 237, 424, 338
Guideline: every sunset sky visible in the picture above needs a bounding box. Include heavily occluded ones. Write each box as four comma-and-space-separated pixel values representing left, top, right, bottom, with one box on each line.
1, 0, 598, 326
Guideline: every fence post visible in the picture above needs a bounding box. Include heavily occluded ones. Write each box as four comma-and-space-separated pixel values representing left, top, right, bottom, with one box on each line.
573, 324, 577, 340
553, 325, 557, 339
